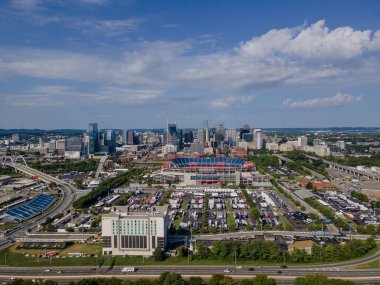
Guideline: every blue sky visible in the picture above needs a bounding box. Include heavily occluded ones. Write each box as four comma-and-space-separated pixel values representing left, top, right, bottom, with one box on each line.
1, 0, 380, 129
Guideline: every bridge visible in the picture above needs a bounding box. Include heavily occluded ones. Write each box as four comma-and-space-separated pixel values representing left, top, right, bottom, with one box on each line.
274, 154, 325, 179
95, 155, 108, 179
305, 154, 380, 182
1, 156, 78, 244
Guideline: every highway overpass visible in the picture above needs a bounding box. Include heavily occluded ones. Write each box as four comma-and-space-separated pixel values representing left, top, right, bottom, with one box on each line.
305, 154, 380, 182
0, 162, 78, 245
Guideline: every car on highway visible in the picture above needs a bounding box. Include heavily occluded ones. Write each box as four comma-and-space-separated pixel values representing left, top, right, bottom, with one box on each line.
277, 270, 282, 274
57, 271, 62, 274
44, 269, 51, 272
281, 265, 287, 268
248, 267, 255, 271
236, 265, 243, 269
121, 267, 135, 273
223, 269, 231, 273
9, 277, 16, 281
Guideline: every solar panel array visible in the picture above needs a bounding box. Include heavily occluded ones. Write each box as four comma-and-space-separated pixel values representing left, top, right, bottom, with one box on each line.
171, 157, 245, 167
5, 194, 57, 222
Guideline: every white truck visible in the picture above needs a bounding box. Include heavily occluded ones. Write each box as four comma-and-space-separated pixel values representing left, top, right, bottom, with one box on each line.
121, 267, 135, 273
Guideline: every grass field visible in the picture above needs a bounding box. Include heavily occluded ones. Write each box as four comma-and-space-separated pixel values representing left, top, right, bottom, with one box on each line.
9, 242, 102, 256
350, 259, 380, 269
0, 223, 18, 231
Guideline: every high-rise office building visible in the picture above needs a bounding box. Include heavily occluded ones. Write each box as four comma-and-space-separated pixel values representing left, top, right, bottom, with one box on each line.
226, 128, 237, 146
337, 141, 346, 150
214, 123, 225, 147
184, 131, 194, 143
88, 123, 99, 154
177, 129, 183, 150
121, 130, 128, 145
56, 139, 66, 155
240, 124, 251, 139
167, 123, 177, 145
127, 131, 135, 145
67, 137, 83, 152
254, 129, 262, 150
197, 129, 204, 144
297, 136, 308, 147
242, 133, 253, 143
104, 130, 116, 154
48, 140, 56, 154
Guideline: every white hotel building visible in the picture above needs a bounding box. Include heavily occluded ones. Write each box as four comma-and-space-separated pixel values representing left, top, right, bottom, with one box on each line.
102, 205, 168, 256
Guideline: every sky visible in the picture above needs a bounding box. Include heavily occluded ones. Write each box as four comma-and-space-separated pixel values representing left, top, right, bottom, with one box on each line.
1, 0, 380, 129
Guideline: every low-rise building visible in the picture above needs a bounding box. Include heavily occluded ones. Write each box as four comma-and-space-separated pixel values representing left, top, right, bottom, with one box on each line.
288, 240, 317, 254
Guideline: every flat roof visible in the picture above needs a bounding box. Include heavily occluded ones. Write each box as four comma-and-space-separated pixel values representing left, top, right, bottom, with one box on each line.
103, 205, 168, 218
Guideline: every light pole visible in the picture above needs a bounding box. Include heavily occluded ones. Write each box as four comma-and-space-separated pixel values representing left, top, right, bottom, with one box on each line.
234, 249, 237, 265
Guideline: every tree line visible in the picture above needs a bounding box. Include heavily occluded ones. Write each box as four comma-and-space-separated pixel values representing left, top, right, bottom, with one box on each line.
191, 238, 376, 264
73, 167, 146, 209
29, 159, 98, 174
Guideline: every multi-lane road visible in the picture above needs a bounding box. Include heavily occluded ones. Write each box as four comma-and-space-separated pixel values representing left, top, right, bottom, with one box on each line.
0, 163, 77, 245
1, 162, 380, 284
0, 263, 380, 284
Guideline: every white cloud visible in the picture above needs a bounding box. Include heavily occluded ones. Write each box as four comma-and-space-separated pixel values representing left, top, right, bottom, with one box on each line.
1, 21, 380, 108
2, 85, 163, 107
211, 95, 255, 108
282, 93, 363, 108
68, 18, 140, 36
78, 0, 108, 5
238, 20, 378, 61
11, 0, 41, 10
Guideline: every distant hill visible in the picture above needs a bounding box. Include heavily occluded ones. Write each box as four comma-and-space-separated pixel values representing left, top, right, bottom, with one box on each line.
0, 129, 85, 136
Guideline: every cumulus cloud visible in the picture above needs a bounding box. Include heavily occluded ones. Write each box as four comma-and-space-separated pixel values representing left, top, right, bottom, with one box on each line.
211, 95, 255, 108
282, 93, 363, 108
238, 20, 378, 61
1, 20, 380, 108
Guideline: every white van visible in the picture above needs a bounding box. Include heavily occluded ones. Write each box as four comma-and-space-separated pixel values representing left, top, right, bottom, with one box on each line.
121, 267, 135, 273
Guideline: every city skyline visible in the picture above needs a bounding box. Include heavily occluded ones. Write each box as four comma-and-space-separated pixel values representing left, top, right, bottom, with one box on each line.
1, 0, 380, 129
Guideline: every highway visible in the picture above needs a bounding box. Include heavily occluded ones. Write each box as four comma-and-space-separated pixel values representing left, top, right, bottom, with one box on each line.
305, 154, 380, 182
274, 154, 326, 179
0, 163, 78, 245
0, 263, 380, 284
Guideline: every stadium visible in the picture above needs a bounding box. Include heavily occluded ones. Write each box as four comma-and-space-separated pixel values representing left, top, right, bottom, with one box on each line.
153, 157, 269, 186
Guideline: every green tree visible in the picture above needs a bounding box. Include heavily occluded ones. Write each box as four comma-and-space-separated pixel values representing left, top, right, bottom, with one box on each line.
188, 277, 203, 285
305, 182, 314, 190
293, 274, 356, 285
219, 276, 237, 285
177, 245, 188, 257
162, 272, 184, 285
252, 274, 277, 285
208, 274, 225, 285
153, 246, 164, 261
